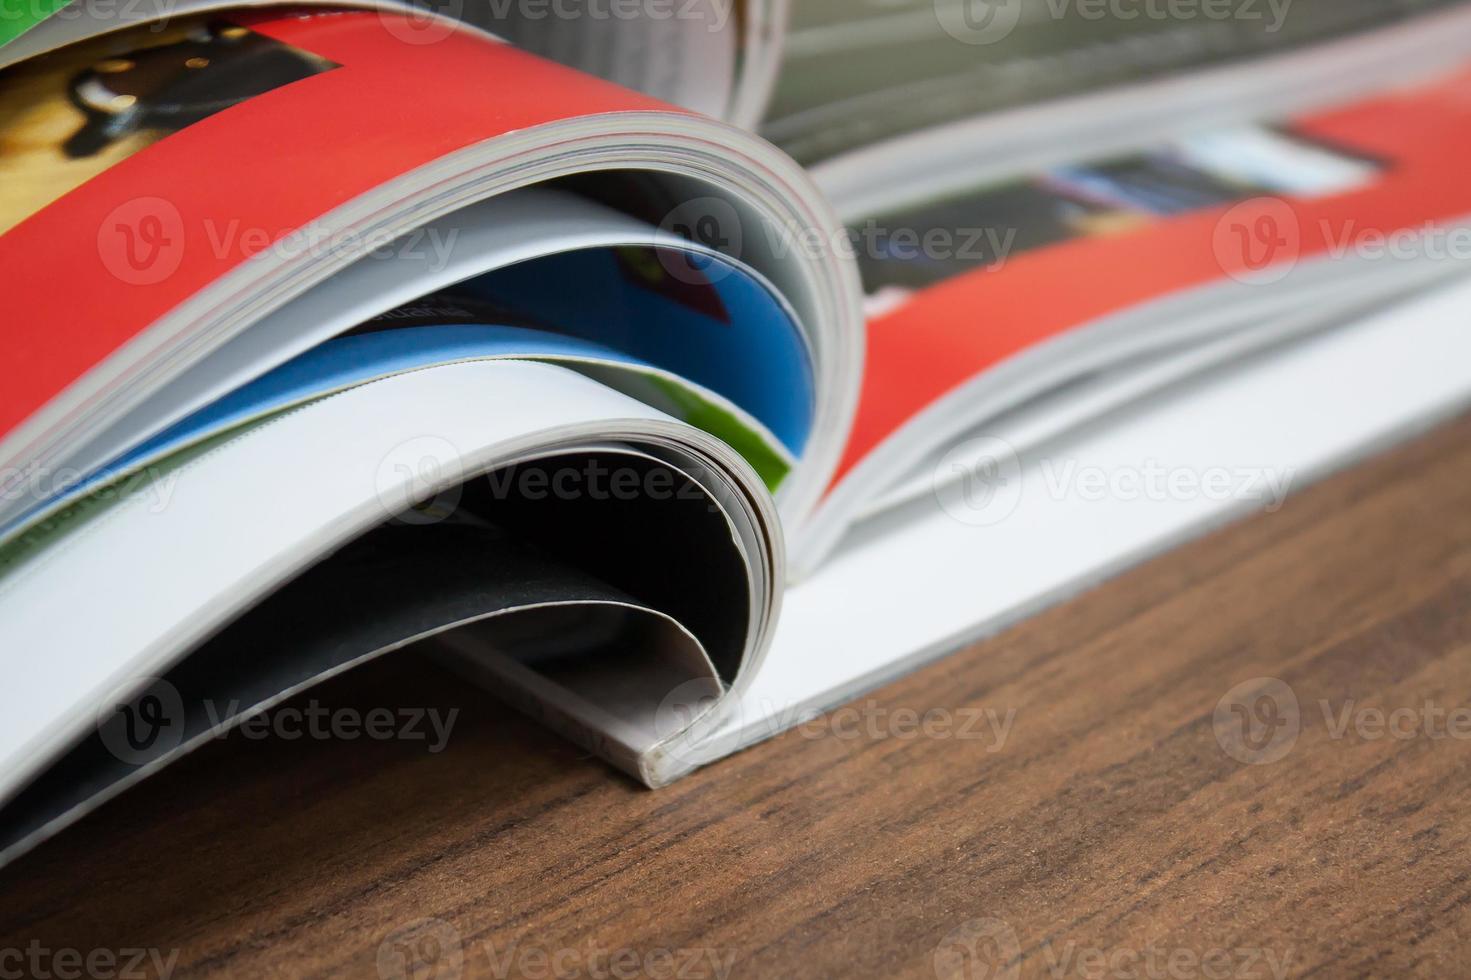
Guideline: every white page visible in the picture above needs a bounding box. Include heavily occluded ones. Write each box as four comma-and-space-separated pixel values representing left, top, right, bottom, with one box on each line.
0, 359, 737, 809
864, 259, 1465, 517
37, 189, 722, 514
790, 244, 1471, 573
678, 275, 1471, 772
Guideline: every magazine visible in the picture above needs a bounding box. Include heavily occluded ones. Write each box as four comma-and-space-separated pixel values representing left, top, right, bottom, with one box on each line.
9, 0, 1470, 139
1, 5, 1471, 868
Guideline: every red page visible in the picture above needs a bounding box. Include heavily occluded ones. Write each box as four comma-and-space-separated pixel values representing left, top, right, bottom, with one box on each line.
0, 11, 666, 449
837, 66, 1471, 482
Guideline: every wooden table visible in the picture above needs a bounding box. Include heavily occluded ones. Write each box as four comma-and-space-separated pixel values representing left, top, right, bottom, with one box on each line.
2, 413, 1469, 979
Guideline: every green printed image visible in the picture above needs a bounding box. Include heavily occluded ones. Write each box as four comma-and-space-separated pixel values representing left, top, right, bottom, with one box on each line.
0, 0, 71, 49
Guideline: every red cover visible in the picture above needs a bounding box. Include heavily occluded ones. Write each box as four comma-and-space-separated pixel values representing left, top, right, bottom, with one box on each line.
837, 67, 1471, 481
0, 11, 665, 447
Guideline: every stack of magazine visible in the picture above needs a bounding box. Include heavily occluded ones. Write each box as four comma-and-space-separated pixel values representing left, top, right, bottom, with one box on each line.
3, 0, 1471, 867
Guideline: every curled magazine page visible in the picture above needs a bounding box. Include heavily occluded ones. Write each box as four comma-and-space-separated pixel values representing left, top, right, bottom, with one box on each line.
0, 360, 782, 867
788, 65, 1471, 570
765, 0, 1462, 168
1, 188, 810, 540
0, 516, 721, 863
812, 3, 1471, 220
0, 9, 864, 536
0, 7, 868, 856
0, 0, 767, 125
8, 0, 1471, 917
691, 274, 1471, 776
0, 0, 440, 69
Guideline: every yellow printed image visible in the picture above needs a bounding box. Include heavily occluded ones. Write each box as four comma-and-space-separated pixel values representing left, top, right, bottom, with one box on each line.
0, 19, 336, 236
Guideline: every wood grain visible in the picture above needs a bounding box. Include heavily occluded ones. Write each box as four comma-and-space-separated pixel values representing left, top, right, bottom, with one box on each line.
2, 413, 1470, 979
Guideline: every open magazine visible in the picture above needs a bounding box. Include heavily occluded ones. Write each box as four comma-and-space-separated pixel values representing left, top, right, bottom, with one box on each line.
2, 3, 1471, 868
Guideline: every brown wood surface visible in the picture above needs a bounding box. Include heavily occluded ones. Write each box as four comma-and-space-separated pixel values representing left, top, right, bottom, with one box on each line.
2, 414, 1470, 979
